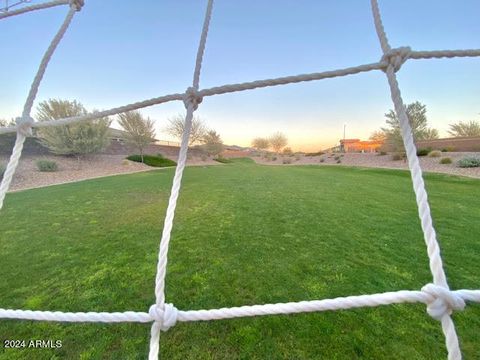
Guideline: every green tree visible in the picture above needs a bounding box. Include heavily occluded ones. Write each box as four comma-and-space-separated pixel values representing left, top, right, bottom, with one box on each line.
202, 130, 224, 157
381, 101, 438, 151
448, 120, 480, 137
269, 132, 288, 153
36, 99, 111, 161
165, 114, 206, 145
118, 111, 156, 162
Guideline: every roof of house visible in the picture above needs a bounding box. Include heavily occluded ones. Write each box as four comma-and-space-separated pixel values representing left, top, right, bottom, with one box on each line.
340, 138, 361, 143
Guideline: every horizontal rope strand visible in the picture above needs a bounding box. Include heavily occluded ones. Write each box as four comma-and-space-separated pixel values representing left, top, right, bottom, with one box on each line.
0, 288, 478, 323
0, 0, 69, 20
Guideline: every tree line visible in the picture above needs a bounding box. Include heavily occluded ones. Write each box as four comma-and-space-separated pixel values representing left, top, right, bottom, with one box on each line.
0, 99, 226, 161
370, 101, 480, 152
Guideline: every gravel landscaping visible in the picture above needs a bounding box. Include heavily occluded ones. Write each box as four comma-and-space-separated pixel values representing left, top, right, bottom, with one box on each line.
0, 154, 219, 192
254, 151, 480, 179
2, 151, 479, 192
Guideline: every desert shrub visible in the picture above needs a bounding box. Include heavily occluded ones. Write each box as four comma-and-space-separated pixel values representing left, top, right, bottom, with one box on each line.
428, 150, 442, 157
441, 146, 455, 152
272, 156, 277, 161
392, 153, 406, 161
213, 157, 233, 164
36, 159, 58, 172
121, 159, 130, 166
282, 147, 293, 155
378, 151, 387, 156
0, 164, 5, 180
417, 148, 432, 157
334, 155, 341, 161
319, 158, 325, 163
282, 158, 292, 164
201, 154, 208, 161
336, 159, 341, 164
439, 157, 452, 164
127, 154, 176, 167
457, 157, 480, 168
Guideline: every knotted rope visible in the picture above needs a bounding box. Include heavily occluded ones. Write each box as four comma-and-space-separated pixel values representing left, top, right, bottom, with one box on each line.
422, 284, 466, 321
381, 46, 411, 72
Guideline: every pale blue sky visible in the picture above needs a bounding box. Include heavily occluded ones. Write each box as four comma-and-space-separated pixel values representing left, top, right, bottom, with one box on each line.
0, 0, 479, 150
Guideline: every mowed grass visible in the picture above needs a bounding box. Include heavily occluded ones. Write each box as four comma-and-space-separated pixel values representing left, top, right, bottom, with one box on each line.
0, 160, 479, 359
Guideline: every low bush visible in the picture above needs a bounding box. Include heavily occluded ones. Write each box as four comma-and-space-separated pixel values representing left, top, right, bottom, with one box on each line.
201, 154, 208, 161
457, 157, 480, 168
392, 153, 406, 161
334, 155, 341, 161
441, 146, 455, 152
319, 158, 325, 163
213, 157, 233, 164
282, 158, 292, 164
428, 150, 442, 158
36, 159, 58, 172
439, 157, 452, 164
336, 159, 342, 164
417, 148, 432, 157
378, 151, 387, 156
272, 156, 277, 161
126, 154, 176, 167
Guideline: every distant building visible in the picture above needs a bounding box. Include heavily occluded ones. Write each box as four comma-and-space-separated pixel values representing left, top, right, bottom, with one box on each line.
339, 138, 383, 153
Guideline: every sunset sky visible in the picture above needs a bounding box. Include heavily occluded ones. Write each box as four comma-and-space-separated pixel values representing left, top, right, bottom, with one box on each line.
0, 0, 479, 151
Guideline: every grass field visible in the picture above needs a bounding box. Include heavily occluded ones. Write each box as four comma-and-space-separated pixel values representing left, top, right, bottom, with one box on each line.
0, 159, 479, 359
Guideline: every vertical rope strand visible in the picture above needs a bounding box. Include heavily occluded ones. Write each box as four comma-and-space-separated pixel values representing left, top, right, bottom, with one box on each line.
148, 1, 215, 359
0, 5, 78, 210
192, 0, 214, 90
370, 1, 460, 358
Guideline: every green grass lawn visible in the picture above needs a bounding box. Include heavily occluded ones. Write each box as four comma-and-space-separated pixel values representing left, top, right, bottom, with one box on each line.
0, 160, 479, 359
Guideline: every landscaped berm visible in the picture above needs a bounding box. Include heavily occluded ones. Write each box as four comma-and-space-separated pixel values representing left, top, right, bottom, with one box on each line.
0, 159, 478, 359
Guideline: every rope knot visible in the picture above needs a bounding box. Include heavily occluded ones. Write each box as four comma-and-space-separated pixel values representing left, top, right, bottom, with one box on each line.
183, 87, 203, 110
69, 0, 84, 11
15, 116, 34, 137
422, 283, 465, 321
381, 46, 411, 72
148, 303, 178, 331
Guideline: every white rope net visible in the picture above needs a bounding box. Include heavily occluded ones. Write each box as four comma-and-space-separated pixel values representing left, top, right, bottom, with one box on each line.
0, 0, 479, 359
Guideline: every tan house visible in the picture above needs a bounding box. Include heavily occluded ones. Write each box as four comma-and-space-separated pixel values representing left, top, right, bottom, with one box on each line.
339, 138, 383, 153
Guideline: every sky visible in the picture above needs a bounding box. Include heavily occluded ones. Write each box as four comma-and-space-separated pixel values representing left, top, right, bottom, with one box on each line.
0, 0, 479, 151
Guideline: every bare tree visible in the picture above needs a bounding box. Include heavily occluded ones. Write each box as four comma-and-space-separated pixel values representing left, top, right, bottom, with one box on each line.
118, 111, 156, 162
165, 114, 206, 145
448, 120, 480, 137
369, 130, 387, 142
251, 137, 270, 152
36, 99, 111, 162
269, 132, 288, 153
0, 119, 15, 127
202, 130, 224, 157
